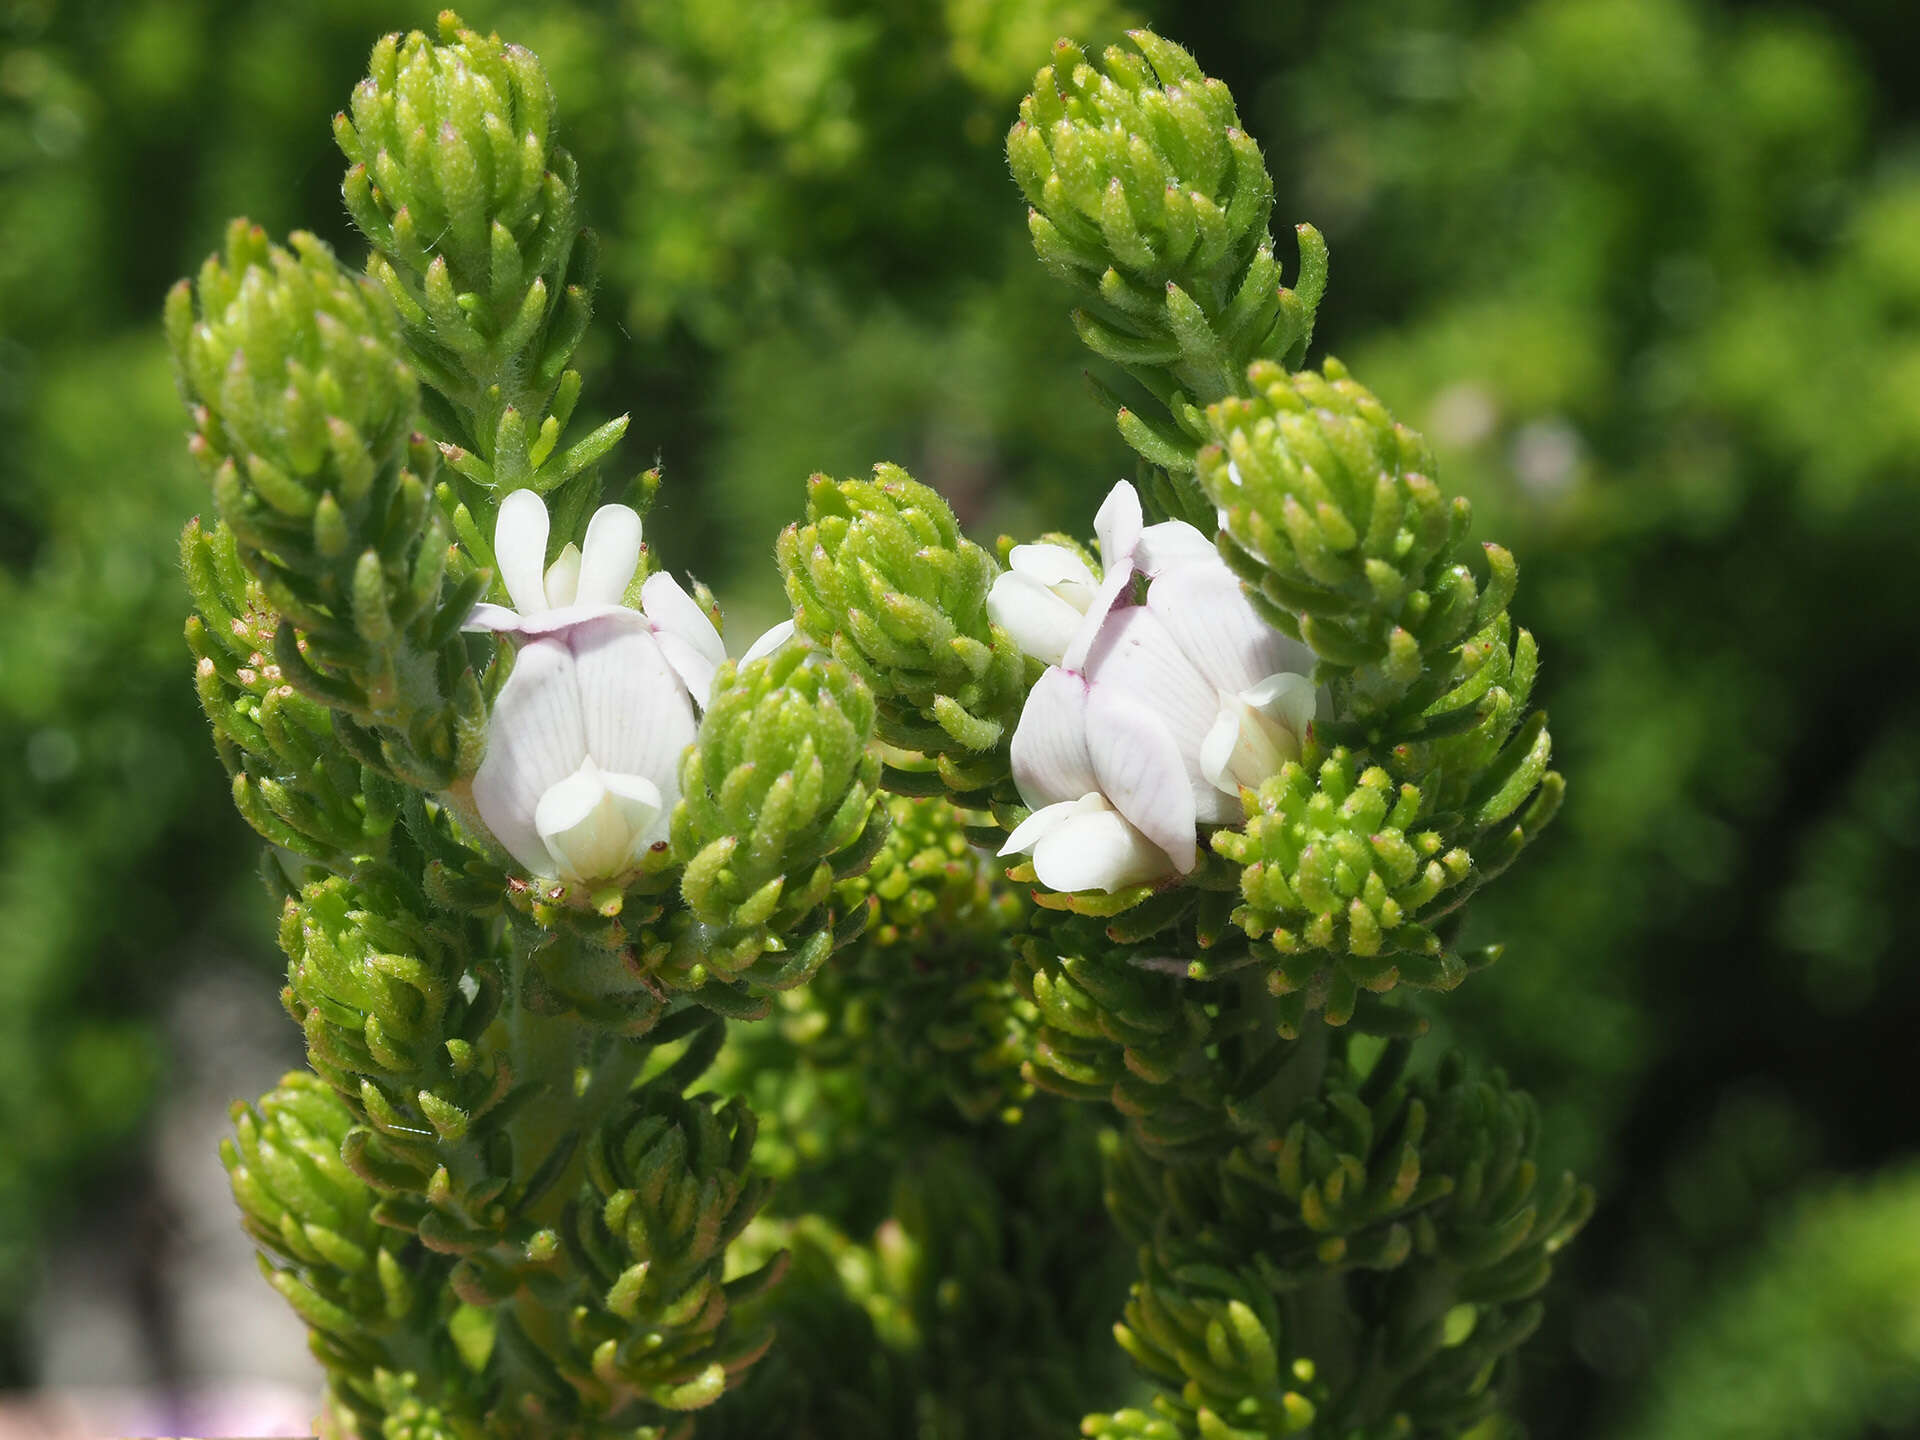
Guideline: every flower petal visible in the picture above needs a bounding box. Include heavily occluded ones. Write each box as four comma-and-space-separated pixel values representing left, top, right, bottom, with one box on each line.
641, 571, 726, 664
1093, 480, 1143, 569
1245, 671, 1318, 746
1010, 667, 1098, 808
543, 542, 582, 609
534, 762, 662, 884
999, 794, 1095, 857
1083, 607, 1217, 758
1146, 559, 1314, 695
495, 487, 551, 616
1134, 520, 1218, 576
1084, 604, 1239, 824
568, 618, 697, 796
601, 769, 670, 854
1060, 557, 1136, 673
741, 617, 797, 666
655, 631, 720, 709
577, 504, 644, 606
473, 638, 586, 875
1008, 542, 1098, 592
1200, 706, 1243, 797
1032, 804, 1173, 893
1085, 683, 1199, 872
989, 571, 1084, 667
464, 601, 525, 633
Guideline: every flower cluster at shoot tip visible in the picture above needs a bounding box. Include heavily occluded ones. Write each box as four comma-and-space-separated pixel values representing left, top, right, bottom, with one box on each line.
994, 480, 1319, 892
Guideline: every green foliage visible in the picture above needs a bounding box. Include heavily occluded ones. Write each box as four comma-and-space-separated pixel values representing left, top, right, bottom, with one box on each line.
559, 1074, 783, 1417
3, 0, 1905, 1431
278, 875, 516, 1265
1008, 30, 1325, 518
336, 12, 622, 521
223, 1073, 470, 1437
777, 465, 1027, 802
168, 220, 486, 790
812, 793, 1035, 1123
1613, 1166, 1920, 1440
1198, 362, 1519, 737
671, 643, 886, 991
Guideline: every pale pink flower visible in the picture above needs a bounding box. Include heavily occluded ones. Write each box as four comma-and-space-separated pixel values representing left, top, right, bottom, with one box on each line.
465, 489, 726, 884
997, 482, 1317, 893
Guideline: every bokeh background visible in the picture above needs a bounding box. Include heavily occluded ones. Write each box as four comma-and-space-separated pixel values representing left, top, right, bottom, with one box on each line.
3, 0, 1918, 1434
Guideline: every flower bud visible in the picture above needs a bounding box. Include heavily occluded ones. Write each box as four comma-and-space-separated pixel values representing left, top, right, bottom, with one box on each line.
777, 464, 1026, 800
673, 643, 885, 991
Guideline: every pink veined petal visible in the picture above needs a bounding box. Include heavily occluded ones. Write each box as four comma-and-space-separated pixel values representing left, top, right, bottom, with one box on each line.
988, 571, 1084, 667
490, 602, 645, 638
568, 618, 697, 797
543, 543, 582, 608
741, 618, 797, 666
577, 504, 644, 606
495, 488, 551, 616
1083, 606, 1218, 761
1146, 559, 1314, 694
999, 794, 1097, 857
1008, 542, 1098, 592
1093, 480, 1143, 569
1060, 557, 1136, 673
1032, 805, 1175, 893
1134, 520, 1218, 577
1009, 667, 1098, 808
1085, 683, 1199, 873
473, 638, 587, 875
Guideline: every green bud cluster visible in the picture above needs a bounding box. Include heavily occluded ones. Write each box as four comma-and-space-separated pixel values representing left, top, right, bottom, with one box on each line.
1095, 1043, 1591, 1439
182, 517, 398, 869
1215, 749, 1481, 1028
1199, 360, 1516, 730
336, 12, 626, 518
279, 875, 519, 1271
671, 644, 886, 994
1009, 31, 1326, 519
557, 1075, 784, 1417
777, 466, 1027, 802
1105, 1250, 1320, 1440
167, 220, 485, 789
223, 1074, 470, 1435
795, 793, 1034, 1123
1348, 1060, 1594, 1437
1011, 936, 1226, 1159
224, 1072, 426, 1347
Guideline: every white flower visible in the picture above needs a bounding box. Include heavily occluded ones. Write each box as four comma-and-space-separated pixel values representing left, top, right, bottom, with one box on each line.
466, 489, 727, 885
986, 480, 1218, 668
998, 483, 1318, 894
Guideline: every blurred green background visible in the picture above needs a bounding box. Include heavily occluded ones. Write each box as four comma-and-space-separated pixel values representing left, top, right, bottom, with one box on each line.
3, 0, 1918, 1432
